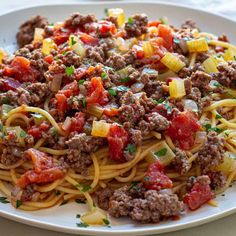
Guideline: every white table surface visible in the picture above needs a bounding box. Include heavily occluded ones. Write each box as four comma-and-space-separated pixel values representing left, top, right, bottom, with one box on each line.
0, 0, 236, 235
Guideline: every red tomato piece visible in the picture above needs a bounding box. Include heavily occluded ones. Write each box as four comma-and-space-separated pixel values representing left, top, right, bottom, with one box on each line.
132, 45, 145, 59
158, 24, 173, 51
166, 111, 200, 150
148, 20, 161, 27
77, 32, 98, 45
52, 26, 74, 45
58, 80, 79, 98
99, 20, 116, 35
55, 93, 68, 112
184, 182, 214, 210
28, 127, 41, 139
70, 112, 85, 132
0, 78, 21, 91
44, 54, 54, 64
103, 108, 119, 117
107, 125, 129, 162
143, 161, 173, 190
86, 77, 108, 105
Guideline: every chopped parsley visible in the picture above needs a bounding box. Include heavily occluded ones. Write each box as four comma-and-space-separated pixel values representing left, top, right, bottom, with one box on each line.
76, 184, 91, 192
155, 97, 165, 104
50, 127, 58, 136
75, 199, 86, 204
103, 218, 110, 226
78, 79, 85, 85
62, 51, 67, 55
125, 144, 136, 154
159, 16, 168, 25
143, 176, 150, 183
128, 181, 141, 192
215, 114, 222, 119
204, 123, 224, 133
16, 200, 22, 208
70, 36, 77, 46
101, 72, 107, 79
224, 131, 230, 137
48, 23, 54, 26
76, 222, 89, 228
121, 77, 131, 83
76, 214, 81, 218
127, 17, 134, 25
0, 197, 10, 204
116, 85, 130, 92
163, 101, 172, 114
108, 88, 117, 96
19, 130, 27, 138
154, 148, 167, 157
65, 66, 75, 76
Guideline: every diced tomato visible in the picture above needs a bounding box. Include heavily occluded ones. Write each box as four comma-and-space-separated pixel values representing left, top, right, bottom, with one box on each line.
143, 160, 173, 190
44, 54, 54, 64
52, 26, 74, 45
77, 32, 98, 45
184, 182, 214, 210
55, 93, 68, 112
28, 122, 50, 139
0, 78, 21, 91
132, 45, 145, 59
107, 125, 129, 162
17, 148, 63, 189
58, 80, 79, 98
166, 111, 200, 150
158, 24, 173, 51
148, 20, 161, 27
103, 107, 119, 117
99, 20, 117, 35
70, 112, 85, 132
86, 77, 108, 105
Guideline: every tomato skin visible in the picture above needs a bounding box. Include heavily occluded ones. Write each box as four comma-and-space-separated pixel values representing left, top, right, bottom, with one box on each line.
143, 161, 173, 190
44, 54, 54, 64
103, 108, 119, 117
99, 20, 116, 35
70, 112, 85, 132
0, 78, 21, 91
158, 24, 173, 51
148, 20, 161, 27
58, 80, 79, 98
86, 77, 108, 105
184, 182, 214, 210
107, 125, 129, 162
77, 32, 98, 45
166, 111, 200, 150
55, 93, 68, 112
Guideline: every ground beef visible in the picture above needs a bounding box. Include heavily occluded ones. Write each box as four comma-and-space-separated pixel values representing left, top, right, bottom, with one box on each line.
190, 70, 212, 93
44, 60, 66, 81
0, 90, 18, 105
142, 78, 164, 100
172, 148, 191, 175
207, 171, 227, 190
214, 62, 236, 88
96, 188, 114, 210
66, 133, 104, 153
106, 52, 126, 70
0, 147, 22, 166
184, 79, 192, 95
181, 19, 198, 30
119, 91, 136, 105
105, 16, 118, 28
58, 51, 81, 67
196, 52, 209, 63
129, 129, 142, 146
187, 87, 202, 102
124, 14, 148, 38
196, 132, 225, 173
218, 34, 229, 42
178, 63, 204, 78
139, 93, 157, 112
20, 185, 35, 202
64, 13, 96, 28
186, 175, 211, 191
86, 46, 106, 63
109, 185, 184, 223
16, 15, 48, 47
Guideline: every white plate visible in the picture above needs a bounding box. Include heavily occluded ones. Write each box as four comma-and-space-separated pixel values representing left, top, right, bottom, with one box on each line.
0, 1, 235, 235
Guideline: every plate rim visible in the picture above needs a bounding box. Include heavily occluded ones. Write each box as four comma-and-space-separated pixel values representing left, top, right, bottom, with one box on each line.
0, 1, 235, 235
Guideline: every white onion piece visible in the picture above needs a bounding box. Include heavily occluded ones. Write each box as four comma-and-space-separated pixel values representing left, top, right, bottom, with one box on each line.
11, 147, 23, 157
131, 83, 144, 93
194, 131, 207, 146
115, 37, 130, 52
183, 99, 198, 113
50, 76, 62, 92
179, 39, 188, 54
62, 117, 72, 131
209, 80, 220, 89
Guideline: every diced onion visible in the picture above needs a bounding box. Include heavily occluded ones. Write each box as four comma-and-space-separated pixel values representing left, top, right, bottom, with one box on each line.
202, 56, 218, 73
91, 121, 111, 137
50, 76, 62, 92
131, 82, 144, 93
194, 131, 207, 146
107, 8, 125, 27
86, 105, 104, 118
160, 53, 185, 72
5, 126, 26, 146
42, 38, 56, 55
183, 99, 198, 113
169, 79, 186, 98
115, 37, 131, 52
215, 152, 236, 174
81, 207, 107, 225
62, 117, 72, 131
68, 35, 85, 58
142, 41, 154, 58
186, 38, 209, 53
33, 28, 44, 43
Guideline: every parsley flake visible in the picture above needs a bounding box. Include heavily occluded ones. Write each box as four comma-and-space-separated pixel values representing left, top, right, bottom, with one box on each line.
127, 17, 134, 25
143, 176, 150, 183
76, 184, 91, 192
234, 56, 236, 60
155, 148, 167, 157
78, 79, 85, 85
76, 214, 81, 218
121, 77, 131, 83
159, 16, 168, 25
215, 114, 222, 119
65, 66, 75, 76
128, 181, 141, 192
204, 124, 224, 133
104, 8, 108, 15
125, 144, 136, 154
103, 218, 110, 226
108, 88, 117, 96
19, 130, 27, 138
76, 222, 89, 228
0, 123, 3, 132
16, 200, 22, 208
101, 72, 107, 79
0, 197, 10, 204
71, 36, 77, 46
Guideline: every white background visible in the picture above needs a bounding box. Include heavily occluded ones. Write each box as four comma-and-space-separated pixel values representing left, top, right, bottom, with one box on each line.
0, 0, 236, 235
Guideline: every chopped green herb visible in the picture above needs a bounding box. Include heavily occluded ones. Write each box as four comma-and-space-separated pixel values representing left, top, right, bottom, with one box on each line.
48, 23, 54, 26
71, 36, 77, 46
213, 82, 221, 88
54, 56, 59, 60
16, 200, 22, 208
76, 184, 91, 192
81, 98, 87, 108
101, 72, 107, 79
60, 200, 68, 206
19, 130, 27, 138
155, 148, 167, 157
224, 131, 230, 137
50, 127, 58, 136
234, 56, 236, 60
125, 144, 136, 154
75, 199, 86, 204
121, 77, 131, 83
128, 181, 141, 192
163, 101, 172, 114
66, 66, 75, 76
127, 17, 134, 25
204, 124, 224, 133
143, 176, 150, 183
156, 98, 165, 104
116, 85, 130, 92
215, 114, 222, 119
2, 97, 10, 104
62, 51, 67, 55
76, 214, 81, 218
0, 123, 3, 132
76, 222, 89, 228
0, 197, 10, 204
78, 79, 85, 85
103, 218, 110, 225
108, 88, 117, 96
159, 16, 168, 25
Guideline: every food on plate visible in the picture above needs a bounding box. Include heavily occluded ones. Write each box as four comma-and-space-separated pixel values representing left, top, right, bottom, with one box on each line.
0, 8, 236, 226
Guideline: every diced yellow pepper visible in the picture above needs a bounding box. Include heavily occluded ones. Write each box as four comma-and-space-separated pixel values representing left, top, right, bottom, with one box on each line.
224, 47, 236, 61
42, 38, 56, 55
0, 49, 6, 64
68, 35, 85, 58
169, 79, 186, 98
142, 41, 154, 58
187, 37, 209, 53
160, 53, 185, 72
215, 152, 236, 174
202, 56, 218, 73
91, 121, 111, 137
107, 8, 125, 27
33, 28, 44, 43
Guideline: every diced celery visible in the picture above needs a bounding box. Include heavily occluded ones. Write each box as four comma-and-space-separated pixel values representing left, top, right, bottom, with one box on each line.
85, 105, 103, 118
31, 113, 45, 125
186, 38, 209, 53
142, 41, 154, 58
91, 121, 111, 137
116, 65, 132, 78
157, 70, 177, 81
68, 35, 85, 58
1, 104, 14, 119
33, 28, 44, 43
215, 152, 236, 174
81, 207, 107, 225
145, 141, 175, 166
160, 53, 185, 72
42, 38, 55, 55
169, 79, 186, 99
202, 56, 218, 73
107, 8, 125, 27
224, 47, 236, 61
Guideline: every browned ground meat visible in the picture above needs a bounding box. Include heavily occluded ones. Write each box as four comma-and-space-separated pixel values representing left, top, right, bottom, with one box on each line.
106, 52, 126, 70
184, 79, 192, 95
218, 34, 229, 42
64, 13, 96, 28
86, 46, 106, 63
214, 62, 236, 88
58, 51, 81, 67
124, 14, 148, 38
208, 171, 227, 190
129, 129, 142, 146
16, 15, 48, 47
196, 52, 209, 63
96, 188, 114, 210
181, 19, 198, 30
109, 185, 184, 223
190, 71, 212, 93
186, 175, 211, 190
187, 87, 201, 102
105, 16, 118, 28
173, 148, 191, 175
0, 147, 22, 166
196, 132, 225, 173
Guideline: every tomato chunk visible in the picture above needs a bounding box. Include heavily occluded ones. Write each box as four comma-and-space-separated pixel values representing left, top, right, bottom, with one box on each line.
103, 107, 119, 117
70, 112, 85, 132
158, 24, 173, 51
107, 125, 129, 162
77, 32, 98, 45
184, 182, 214, 210
55, 93, 68, 112
166, 111, 200, 150
28, 122, 50, 139
143, 160, 173, 190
